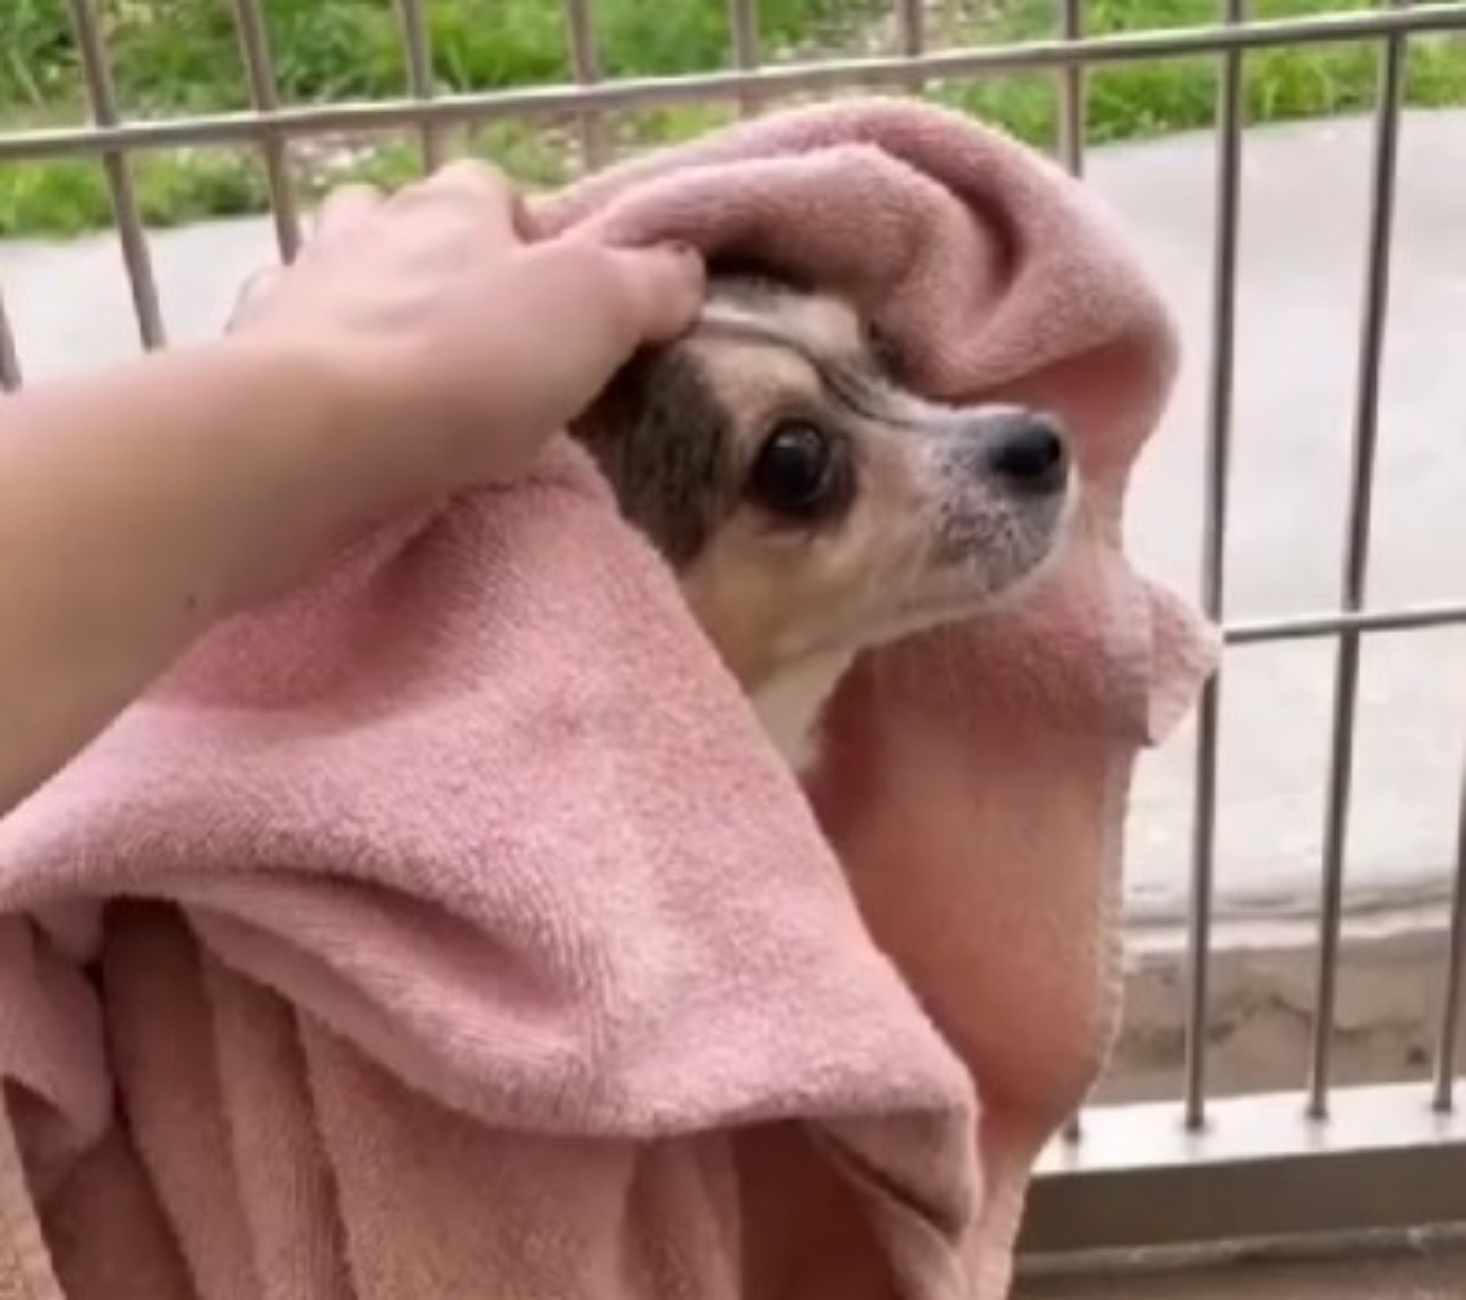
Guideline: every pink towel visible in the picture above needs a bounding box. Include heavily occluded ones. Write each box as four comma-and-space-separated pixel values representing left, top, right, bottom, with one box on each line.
0, 99, 1215, 1299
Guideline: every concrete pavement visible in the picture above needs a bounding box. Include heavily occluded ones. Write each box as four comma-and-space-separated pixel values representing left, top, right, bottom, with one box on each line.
1089, 109, 1465, 927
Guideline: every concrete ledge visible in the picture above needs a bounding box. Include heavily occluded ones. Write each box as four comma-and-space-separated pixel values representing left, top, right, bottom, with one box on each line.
1022, 1082, 1466, 1258
1017, 1243, 1466, 1299
1100, 903, 1459, 1105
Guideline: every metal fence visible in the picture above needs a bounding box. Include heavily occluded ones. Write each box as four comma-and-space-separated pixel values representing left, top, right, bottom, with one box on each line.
2, 0, 1464, 1278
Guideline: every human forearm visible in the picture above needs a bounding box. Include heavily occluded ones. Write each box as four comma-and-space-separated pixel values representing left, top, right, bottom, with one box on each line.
0, 162, 701, 817
0, 341, 375, 810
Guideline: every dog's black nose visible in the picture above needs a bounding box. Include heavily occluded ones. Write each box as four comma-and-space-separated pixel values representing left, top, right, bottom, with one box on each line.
982, 413, 1070, 495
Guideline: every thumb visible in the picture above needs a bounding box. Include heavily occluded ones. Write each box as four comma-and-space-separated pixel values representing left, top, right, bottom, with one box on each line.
602, 243, 707, 344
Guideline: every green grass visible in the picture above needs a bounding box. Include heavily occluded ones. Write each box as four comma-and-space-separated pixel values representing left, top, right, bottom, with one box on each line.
1, 0, 1462, 238
946, 0, 1466, 146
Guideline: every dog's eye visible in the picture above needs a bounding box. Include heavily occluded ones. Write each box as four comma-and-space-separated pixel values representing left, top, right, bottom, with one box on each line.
746, 420, 842, 519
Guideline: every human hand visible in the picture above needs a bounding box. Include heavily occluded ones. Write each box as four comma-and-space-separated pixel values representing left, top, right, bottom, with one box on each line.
228, 159, 705, 493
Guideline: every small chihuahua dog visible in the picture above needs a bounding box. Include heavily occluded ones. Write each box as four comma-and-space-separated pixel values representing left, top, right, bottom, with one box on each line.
574, 275, 1073, 768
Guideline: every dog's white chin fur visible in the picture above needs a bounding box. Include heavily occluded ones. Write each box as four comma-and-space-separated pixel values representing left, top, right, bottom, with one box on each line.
750, 505, 1076, 774
752, 648, 858, 772
750, 571, 1037, 774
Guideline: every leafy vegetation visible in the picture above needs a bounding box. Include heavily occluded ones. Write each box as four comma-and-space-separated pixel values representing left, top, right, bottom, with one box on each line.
1, 0, 1461, 237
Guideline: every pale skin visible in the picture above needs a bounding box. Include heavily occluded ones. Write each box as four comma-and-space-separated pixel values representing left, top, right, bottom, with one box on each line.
0, 159, 705, 816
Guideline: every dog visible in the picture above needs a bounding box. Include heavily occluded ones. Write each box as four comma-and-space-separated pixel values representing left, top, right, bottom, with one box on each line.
573, 274, 1074, 769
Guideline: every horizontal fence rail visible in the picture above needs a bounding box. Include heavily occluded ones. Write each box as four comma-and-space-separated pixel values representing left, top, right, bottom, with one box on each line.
1224, 600, 1466, 645
0, 5, 1463, 163
1021, 1084, 1466, 1262
2, 0, 1464, 1273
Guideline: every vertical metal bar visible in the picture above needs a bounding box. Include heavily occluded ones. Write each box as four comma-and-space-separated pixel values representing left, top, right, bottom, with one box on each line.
1433, 756, 1466, 1113
1306, 14, 1408, 1122
395, 0, 448, 171
0, 289, 21, 392
897, 0, 926, 94
66, 0, 166, 350
1057, 0, 1085, 176
1183, 0, 1248, 1135
230, 0, 303, 260
729, 0, 764, 115
564, 0, 609, 167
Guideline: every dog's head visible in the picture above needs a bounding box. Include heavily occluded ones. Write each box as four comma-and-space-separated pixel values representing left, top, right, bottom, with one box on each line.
574, 275, 1073, 690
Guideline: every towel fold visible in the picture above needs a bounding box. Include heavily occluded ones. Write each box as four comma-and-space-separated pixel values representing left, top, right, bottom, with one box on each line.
0, 98, 1215, 1299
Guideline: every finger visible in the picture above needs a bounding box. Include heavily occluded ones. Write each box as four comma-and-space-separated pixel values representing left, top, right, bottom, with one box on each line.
599, 243, 707, 344
309, 183, 384, 243
512, 193, 544, 242
390, 157, 524, 237
225, 264, 283, 331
